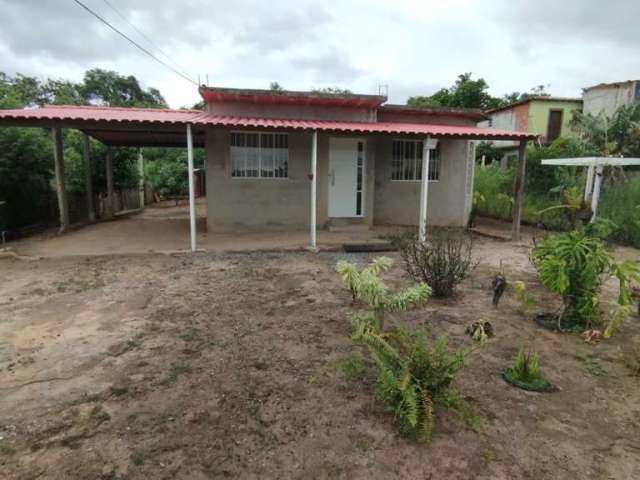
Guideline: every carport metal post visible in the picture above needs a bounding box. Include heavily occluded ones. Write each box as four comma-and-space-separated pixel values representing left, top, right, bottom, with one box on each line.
82, 133, 96, 222
590, 165, 604, 223
51, 127, 69, 232
310, 130, 318, 249
187, 123, 197, 252
418, 137, 437, 243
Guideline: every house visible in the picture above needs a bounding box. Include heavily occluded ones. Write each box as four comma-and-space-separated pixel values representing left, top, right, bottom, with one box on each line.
482, 96, 583, 166
582, 80, 640, 116
0, 86, 533, 249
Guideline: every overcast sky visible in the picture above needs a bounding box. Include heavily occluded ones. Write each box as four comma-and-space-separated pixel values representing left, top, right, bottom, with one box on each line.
1, 0, 639, 108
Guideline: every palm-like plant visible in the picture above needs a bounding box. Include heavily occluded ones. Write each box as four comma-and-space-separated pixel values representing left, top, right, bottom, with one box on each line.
336, 257, 430, 330
532, 231, 640, 333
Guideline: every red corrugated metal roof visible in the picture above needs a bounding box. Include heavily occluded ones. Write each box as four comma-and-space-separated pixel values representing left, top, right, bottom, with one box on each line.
0, 105, 535, 140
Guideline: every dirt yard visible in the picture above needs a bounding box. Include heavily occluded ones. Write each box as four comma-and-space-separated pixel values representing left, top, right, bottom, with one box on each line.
1, 236, 639, 479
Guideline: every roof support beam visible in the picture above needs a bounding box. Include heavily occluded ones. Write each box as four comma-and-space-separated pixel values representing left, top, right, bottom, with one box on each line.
511, 139, 527, 242
51, 127, 69, 232
309, 130, 318, 250
187, 124, 197, 252
82, 133, 96, 223
419, 137, 438, 243
105, 147, 115, 219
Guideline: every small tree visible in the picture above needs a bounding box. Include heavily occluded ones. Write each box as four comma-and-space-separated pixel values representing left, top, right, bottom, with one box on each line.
336, 257, 430, 330
144, 158, 187, 198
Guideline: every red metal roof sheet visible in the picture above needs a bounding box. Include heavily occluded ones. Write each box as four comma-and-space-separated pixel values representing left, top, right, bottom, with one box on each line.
0, 105, 535, 140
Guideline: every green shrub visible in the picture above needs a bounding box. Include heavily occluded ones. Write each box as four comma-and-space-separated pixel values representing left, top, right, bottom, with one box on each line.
504, 348, 552, 391
532, 231, 640, 331
144, 158, 187, 198
352, 320, 466, 442
399, 230, 477, 297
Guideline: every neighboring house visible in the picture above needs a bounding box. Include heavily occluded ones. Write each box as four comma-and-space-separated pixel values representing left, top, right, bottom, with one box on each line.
481, 96, 583, 165
0, 86, 532, 247
582, 80, 640, 116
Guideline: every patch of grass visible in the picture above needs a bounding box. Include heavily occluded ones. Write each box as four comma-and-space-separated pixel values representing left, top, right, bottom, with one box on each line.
159, 362, 192, 386
0, 440, 17, 456
335, 351, 365, 382
482, 448, 497, 464
578, 354, 608, 377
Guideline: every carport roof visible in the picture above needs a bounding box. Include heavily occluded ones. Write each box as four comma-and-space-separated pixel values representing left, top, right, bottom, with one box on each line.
0, 105, 536, 146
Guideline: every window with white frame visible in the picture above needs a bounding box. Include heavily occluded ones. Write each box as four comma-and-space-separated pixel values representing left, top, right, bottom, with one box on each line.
391, 139, 440, 181
231, 132, 288, 178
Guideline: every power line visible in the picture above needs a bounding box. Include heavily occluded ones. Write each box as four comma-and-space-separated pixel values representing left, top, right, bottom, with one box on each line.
73, 0, 197, 86
100, 0, 190, 78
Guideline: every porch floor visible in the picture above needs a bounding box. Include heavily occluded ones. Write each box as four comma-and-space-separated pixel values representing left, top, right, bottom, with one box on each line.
8, 198, 401, 258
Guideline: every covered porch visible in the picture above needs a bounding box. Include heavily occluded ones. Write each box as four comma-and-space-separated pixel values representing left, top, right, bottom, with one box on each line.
0, 105, 535, 254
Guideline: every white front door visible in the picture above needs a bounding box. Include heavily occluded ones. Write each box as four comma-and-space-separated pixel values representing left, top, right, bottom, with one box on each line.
328, 138, 365, 217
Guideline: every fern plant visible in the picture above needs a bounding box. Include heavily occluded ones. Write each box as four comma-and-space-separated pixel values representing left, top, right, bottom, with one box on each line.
352, 320, 466, 441
337, 257, 430, 330
532, 231, 640, 332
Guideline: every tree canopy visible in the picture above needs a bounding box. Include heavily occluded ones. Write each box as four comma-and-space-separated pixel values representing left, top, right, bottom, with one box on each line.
0, 69, 169, 230
408, 73, 552, 110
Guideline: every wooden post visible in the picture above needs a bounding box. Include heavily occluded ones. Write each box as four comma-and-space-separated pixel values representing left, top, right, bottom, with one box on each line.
511, 139, 527, 241
82, 134, 96, 222
51, 127, 69, 232
105, 147, 115, 219
138, 148, 145, 209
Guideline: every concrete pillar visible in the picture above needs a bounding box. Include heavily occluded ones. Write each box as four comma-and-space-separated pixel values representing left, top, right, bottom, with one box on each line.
51, 127, 69, 232
511, 140, 527, 241
105, 147, 115, 219
82, 133, 96, 222
590, 165, 604, 223
418, 138, 431, 243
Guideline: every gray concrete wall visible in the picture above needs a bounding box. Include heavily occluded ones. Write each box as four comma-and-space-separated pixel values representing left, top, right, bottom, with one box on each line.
205, 128, 377, 231
373, 138, 474, 227
583, 81, 638, 116
205, 128, 472, 230
376, 111, 477, 126
205, 102, 377, 122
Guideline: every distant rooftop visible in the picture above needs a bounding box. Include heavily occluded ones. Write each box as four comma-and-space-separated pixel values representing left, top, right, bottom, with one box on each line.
199, 86, 387, 108
583, 80, 640, 92
486, 95, 583, 114
379, 104, 486, 121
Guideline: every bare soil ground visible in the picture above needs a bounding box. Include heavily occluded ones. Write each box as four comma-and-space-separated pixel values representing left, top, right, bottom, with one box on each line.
1, 237, 639, 479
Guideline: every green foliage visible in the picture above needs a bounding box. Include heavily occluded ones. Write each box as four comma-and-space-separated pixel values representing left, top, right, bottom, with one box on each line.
408, 73, 501, 110
399, 230, 477, 297
475, 141, 503, 163
353, 322, 466, 442
337, 257, 429, 330
144, 158, 187, 197
0, 69, 169, 230
532, 231, 640, 332
335, 351, 365, 382
513, 281, 535, 313
269, 82, 284, 92
504, 348, 552, 391
571, 103, 640, 157
311, 87, 353, 95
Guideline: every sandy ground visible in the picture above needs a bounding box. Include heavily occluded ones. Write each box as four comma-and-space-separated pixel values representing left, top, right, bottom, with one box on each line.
1, 232, 639, 479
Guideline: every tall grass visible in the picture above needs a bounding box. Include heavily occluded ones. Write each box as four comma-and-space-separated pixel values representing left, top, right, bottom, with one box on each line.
599, 177, 640, 247
474, 165, 640, 246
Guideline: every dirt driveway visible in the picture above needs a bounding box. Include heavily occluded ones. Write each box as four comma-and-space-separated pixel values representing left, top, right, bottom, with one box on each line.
1, 238, 639, 479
